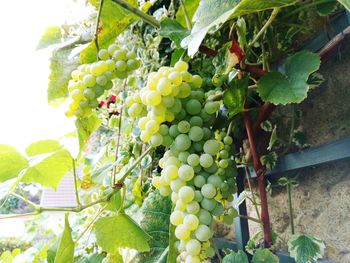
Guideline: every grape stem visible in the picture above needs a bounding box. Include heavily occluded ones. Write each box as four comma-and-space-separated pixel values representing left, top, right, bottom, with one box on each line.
94, 0, 105, 54
72, 158, 82, 208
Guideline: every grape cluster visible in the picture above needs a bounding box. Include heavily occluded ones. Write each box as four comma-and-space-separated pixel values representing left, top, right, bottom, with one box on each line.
65, 43, 140, 118
127, 61, 237, 263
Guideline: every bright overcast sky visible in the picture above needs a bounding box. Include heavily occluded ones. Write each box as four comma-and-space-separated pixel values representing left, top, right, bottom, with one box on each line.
0, 0, 89, 150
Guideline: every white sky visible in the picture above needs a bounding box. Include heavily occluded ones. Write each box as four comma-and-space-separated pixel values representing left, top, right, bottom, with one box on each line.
0, 0, 89, 151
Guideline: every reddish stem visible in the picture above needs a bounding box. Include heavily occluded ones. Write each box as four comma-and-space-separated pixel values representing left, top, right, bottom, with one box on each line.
252, 103, 276, 135
198, 45, 217, 57
245, 65, 267, 78
243, 101, 272, 246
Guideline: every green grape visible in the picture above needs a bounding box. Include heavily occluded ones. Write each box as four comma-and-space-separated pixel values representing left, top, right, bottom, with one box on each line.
79, 100, 89, 109
228, 207, 238, 218
220, 182, 229, 192
168, 71, 182, 85
171, 192, 179, 203
170, 210, 184, 226
198, 209, 212, 225
202, 128, 212, 140
115, 60, 127, 72
200, 198, 217, 211
194, 190, 203, 203
192, 75, 203, 88
186, 239, 201, 256
175, 134, 191, 151
89, 99, 99, 108
162, 135, 173, 147
126, 59, 140, 71
189, 116, 203, 127
126, 50, 136, 59
188, 126, 204, 142
150, 133, 163, 147
92, 85, 104, 97
187, 154, 200, 166
98, 49, 109, 60
204, 247, 215, 257
193, 165, 201, 173
193, 141, 204, 152
83, 74, 96, 87
195, 225, 212, 242
178, 186, 195, 203
223, 214, 234, 224
199, 154, 213, 168
96, 75, 107, 86
157, 77, 172, 96
185, 99, 202, 115
178, 151, 190, 163
174, 61, 188, 72
219, 159, 229, 168
170, 178, 186, 192
207, 175, 222, 188
104, 81, 113, 90
204, 162, 218, 174
204, 101, 220, 114
203, 140, 220, 156
184, 214, 199, 230
159, 124, 169, 135
128, 103, 142, 118
185, 255, 201, 263
171, 99, 182, 114
71, 89, 83, 101
212, 203, 224, 216
107, 44, 118, 55
178, 83, 191, 98
201, 184, 217, 199
165, 156, 181, 167
223, 136, 233, 145
219, 149, 229, 159
159, 186, 171, 196
163, 96, 175, 107
175, 109, 187, 120
178, 120, 191, 133
175, 224, 191, 240
146, 120, 159, 134
186, 201, 200, 214
83, 88, 95, 100
113, 49, 127, 60
194, 175, 206, 188
178, 165, 194, 181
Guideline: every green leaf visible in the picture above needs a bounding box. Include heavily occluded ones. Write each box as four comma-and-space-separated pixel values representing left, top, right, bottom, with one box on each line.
132, 177, 143, 207
170, 48, 186, 67
260, 152, 278, 170
0, 145, 28, 182
26, 140, 63, 157
182, 0, 298, 56
0, 250, 13, 263
77, 253, 105, 263
54, 214, 74, 263
125, 191, 172, 263
222, 250, 249, 263
37, 26, 62, 50
258, 51, 320, 105
288, 234, 325, 263
48, 46, 80, 105
252, 249, 279, 263
167, 224, 178, 263
75, 114, 102, 153
21, 149, 72, 189
213, 42, 239, 75
223, 74, 249, 117
94, 214, 151, 254
314, 0, 337, 15
106, 191, 122, 211
337, 0, 350, 10
47, 239, 60, 263
176, 0, 200, 28
236, 17, 247, 50
81, 0, 139, 63
160, 18, 190, 48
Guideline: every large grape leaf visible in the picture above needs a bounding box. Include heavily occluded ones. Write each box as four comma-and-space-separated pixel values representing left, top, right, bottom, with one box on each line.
176, 0, 200, 28
124, 191, 172, 263
48, 46, 80, 105
252, 249, 279, 263
21, 149, 72, 189
0, 145, 28, 182
54, 214, 75, 263
160, 18, 190, 48
181, 0, 298, 56
93, 214, 151, 254
25, 140, 63, 157
222, 250, 249, 263
337, 0, 350, 10
36, 26, 62, 50
80, 0, 139, 64
288, 234, 325, 263
258, 51, 320, 105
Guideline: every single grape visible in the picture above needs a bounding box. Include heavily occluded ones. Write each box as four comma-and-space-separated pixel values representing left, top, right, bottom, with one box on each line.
178, 186, 195, 203
194, 175, 206, 188
178, 165, 194, 181
187, 154, 200, 166
198, 209, 212, 225
188, 126, 204, 142
186, 239, 201, 256
150, 133, 163, 147
170, 211, 184, 226
175, 224, 191, 240
207, 175, 223, 188
201, 184, 217, 199
178, 120, 191, 133
175, 134, 191, 151
186, 201, 200, 214
83, 88, 95, 100
170, 178, 186, 192
184, 214, 199, 230
168, 71, 182, 85
195, 225, 212, 242
169, 124, 180, 137
203, 139, 221, 156
189, 116, 203, 127
199, 154, 213, 168
200, 198, 217, 211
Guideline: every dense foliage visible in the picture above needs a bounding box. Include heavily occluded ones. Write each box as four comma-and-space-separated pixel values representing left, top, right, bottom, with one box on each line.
1, 0, 349, 262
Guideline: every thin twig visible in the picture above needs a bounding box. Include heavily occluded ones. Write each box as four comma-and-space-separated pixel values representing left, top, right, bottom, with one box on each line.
249, 8, 280, 48
94, 0, 105, 54
72, 158, 82, 208
0, 212, 39, 220
238, 214, 261, 224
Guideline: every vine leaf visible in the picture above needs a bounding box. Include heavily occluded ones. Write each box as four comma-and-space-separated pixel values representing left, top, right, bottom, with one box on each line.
37, 26, 62, 50
222, 250, 249, 263
258, 51, 320, 105
48, 46, 80, 105
160, 18, 190, 48
314, 0, 338, 16
0, 145, 29, 183
337, 0, 350, 11
288, 234, 325, 263
213, 42, 239, 75
260, 152, 278, 170
176, 0, 200, 28
251, 248, 279, 263
124, 191, 172, 263
75, 113, 102, 153
181, 0, 298, 56
54, 214, 75, 263
21, 149, 73, 189
223, 74, 249, 118
25, 140, 63, 157
81, 0, 139, 63
93, 214, 151, 254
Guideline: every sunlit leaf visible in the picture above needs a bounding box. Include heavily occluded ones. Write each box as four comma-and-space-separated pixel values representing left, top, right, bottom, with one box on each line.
26, 140, 63, 157
37, 26, 62, 50
0, 145, 28, 182
54, 214, 75, 263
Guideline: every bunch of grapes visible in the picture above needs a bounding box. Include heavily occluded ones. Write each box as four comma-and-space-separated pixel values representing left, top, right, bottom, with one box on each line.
65, 43, 140, 118
127, 61, 238, 263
